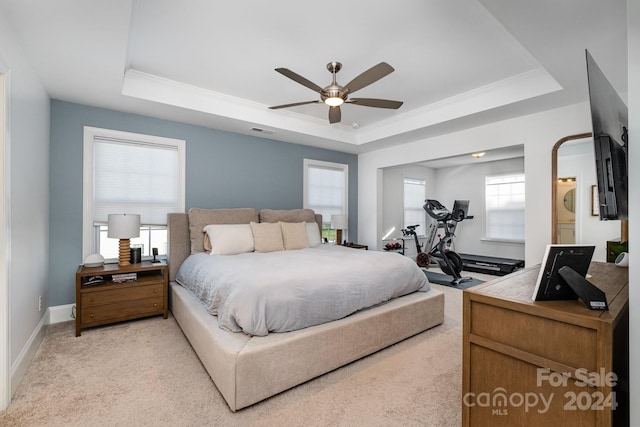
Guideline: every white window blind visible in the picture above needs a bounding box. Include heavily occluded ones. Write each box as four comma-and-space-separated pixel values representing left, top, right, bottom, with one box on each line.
93, 137, 180, 225
485, 173, 525, 240
82, 126, 185, 259
304, 161, 347, 221
403, 178, 426, 234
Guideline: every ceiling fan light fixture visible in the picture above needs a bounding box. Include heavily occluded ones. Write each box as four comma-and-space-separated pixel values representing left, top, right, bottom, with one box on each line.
270, 61, 401, 124
325, 97, 344, 107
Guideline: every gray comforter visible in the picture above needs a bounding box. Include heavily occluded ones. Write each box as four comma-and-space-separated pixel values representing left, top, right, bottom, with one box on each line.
176, 245, 430, 336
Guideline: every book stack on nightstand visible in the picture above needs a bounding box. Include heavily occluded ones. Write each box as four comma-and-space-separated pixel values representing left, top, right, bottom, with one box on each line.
75, 261, 168, 336
111, 272, 137, 283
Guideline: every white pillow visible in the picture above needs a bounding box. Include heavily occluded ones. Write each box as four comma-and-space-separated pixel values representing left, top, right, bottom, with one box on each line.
250, 222, 284, 253
203, 224, 255, 255
280, 222, 309, 250
305, 222, 322, 247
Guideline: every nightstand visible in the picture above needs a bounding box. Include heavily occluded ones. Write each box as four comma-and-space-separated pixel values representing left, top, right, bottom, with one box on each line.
75, 261, 168, 336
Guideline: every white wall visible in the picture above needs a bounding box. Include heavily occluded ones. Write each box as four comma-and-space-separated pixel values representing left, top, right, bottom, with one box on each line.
359, 101, 590, 268
0, 12, 51, 402
627, 1, 639, 423
432, 157, 525, 260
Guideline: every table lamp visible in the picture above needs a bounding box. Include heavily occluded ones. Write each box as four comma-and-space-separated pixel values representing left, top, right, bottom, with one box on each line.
108, 214, 140, 266
331, 214, 348, 245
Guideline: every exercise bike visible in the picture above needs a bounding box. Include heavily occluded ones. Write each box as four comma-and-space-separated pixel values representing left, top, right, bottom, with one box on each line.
401, 199, 472, 286
401, 224, 430, 267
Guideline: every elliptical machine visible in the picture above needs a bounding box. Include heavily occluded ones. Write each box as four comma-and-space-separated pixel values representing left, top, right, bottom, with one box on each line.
401, 199, 472, 286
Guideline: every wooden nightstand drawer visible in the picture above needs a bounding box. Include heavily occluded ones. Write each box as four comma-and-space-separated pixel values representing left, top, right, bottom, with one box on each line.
81, 296, 164, 325
82, 283, 164, 307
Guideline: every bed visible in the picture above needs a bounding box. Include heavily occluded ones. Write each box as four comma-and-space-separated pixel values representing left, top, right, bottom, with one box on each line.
167, 208, 444, 411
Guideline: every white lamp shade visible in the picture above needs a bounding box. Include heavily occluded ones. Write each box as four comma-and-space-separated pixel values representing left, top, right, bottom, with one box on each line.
331, 214, 348, 230
107, 214, 141, 239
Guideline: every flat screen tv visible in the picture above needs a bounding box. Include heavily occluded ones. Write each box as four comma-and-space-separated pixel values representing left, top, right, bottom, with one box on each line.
586, 50, 628, 220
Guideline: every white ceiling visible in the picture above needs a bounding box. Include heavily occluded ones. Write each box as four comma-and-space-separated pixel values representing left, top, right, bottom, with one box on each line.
0, 0, 627, 154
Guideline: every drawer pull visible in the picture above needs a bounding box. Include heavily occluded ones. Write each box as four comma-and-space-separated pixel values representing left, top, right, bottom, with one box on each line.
153, 289, 158, 293
90, 313, 95, 318
153, 303, 158, 307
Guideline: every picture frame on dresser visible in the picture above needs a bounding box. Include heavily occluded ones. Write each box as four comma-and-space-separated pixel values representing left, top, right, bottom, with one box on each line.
533, 244, 594, 301
533, 244, 609, 310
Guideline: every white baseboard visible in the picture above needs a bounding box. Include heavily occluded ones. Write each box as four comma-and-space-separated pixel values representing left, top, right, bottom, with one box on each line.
10, 313, 47, 396
48, 304, 75, 324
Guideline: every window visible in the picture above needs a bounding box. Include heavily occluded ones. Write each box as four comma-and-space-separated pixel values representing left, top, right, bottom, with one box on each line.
485, 173, 525, 241
83, 127, 185, 260
303, 159, 348, 242
403, 178, 426, 235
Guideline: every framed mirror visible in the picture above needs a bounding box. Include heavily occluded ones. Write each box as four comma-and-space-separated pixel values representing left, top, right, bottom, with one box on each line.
552, 132, 623, 261
551, 133, 591, 243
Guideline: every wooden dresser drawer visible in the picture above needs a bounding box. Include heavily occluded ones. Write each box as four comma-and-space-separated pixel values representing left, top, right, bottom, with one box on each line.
81, 296, 164, 325
470, 300, 597, 370
82, 283, 164, 307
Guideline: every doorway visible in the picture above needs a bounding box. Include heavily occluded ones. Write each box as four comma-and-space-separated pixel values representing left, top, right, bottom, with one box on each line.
556, 177, 577, 244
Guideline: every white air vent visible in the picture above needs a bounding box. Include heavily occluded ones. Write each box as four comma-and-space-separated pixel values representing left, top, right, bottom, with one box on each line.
250, 127, 275, 135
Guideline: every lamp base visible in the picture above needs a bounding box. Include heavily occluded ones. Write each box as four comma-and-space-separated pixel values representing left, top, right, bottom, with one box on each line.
119, 238, 131, 266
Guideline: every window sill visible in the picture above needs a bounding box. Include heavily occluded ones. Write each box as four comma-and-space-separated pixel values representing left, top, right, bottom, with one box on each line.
481, 237, 525, 245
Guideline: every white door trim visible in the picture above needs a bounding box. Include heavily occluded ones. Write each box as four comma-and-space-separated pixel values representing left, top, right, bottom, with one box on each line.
0, 67, 12, 410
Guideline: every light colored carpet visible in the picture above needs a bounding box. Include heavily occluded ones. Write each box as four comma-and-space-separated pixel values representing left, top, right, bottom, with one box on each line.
0, 284, 462, 426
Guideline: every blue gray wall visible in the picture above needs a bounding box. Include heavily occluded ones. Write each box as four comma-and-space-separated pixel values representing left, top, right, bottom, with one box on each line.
49, 100, 358, 306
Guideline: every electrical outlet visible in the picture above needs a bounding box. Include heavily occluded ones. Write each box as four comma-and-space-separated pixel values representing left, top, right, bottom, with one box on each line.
38, 295, 42, 312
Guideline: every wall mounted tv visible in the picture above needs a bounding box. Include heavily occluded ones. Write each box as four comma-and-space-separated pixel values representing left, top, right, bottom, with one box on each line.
586, 50, 628, 220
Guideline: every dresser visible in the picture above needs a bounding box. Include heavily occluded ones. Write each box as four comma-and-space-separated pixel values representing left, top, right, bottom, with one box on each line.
462, 262, 628, 426
75, 261, 168, 336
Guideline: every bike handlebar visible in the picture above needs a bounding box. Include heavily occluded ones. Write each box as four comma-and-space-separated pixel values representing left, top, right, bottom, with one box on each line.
401, 224, 420, 236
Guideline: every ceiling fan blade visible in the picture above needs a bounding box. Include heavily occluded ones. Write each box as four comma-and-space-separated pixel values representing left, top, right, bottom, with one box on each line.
343, 62, 395, 94
348, 98, 403, 109
269, 100, 321, 109
275, 68, 323, 93
329, 106, 341, 124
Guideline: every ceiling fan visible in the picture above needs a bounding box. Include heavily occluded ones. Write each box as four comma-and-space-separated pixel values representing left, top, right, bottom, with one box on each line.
269, 61, 403, 124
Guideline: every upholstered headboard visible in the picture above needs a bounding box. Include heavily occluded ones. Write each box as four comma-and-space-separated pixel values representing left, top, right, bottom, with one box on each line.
167, 208, 323, 282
